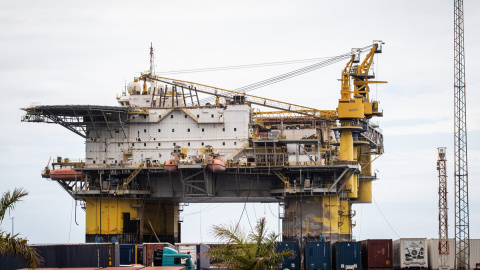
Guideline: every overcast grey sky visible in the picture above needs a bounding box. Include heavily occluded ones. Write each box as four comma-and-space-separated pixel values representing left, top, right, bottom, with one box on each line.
1, 0, 479, 244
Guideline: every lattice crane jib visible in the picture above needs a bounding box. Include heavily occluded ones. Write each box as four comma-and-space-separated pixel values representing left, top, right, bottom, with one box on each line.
454, 1, 470, 270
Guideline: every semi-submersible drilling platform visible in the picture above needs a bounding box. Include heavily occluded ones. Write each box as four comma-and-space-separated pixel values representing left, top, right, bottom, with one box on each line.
22, 41, 385, 244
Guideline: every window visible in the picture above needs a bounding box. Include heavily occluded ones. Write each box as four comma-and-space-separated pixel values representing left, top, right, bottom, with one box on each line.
158, 143, 161, 146
171, 115, 173, 118
173, 143, 176, 146
115, 130, 119, 133
234, 128, 237, 131
185, 115, 187, 118
223, 128, 225, 132
158, 129, 161, 132
188, 128, 190, 132
223, 142, 225, 146
138, 131, 140, 136
211, 114, 214, 118
201, 142, 204, 146
132, 143, 134, 146
234, 142, 237, 145
118, 143, 120, 147
197, 114, 199, 118
93, 160, 96, 164
144, 143, 146, 146
188, 142, 191, 146
144, 129, 146, 133
172, 129, 175, 132
202, 128, 204, 132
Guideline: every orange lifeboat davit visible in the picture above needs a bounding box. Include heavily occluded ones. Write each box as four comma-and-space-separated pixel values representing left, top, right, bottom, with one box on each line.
206, 156, 226, 173
50, 168, 84, 181
164, 159, 179, 173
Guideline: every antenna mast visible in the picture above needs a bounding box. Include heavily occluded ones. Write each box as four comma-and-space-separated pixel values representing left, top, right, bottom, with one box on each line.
149, 42, 154, 76
437, 147, 449, 270
453, 1, 469, 269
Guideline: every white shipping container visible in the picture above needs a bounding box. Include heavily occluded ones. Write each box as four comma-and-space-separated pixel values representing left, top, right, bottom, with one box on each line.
427, 239, 455, 270
176, 243, 210, 270
393, 238, 428, 269
469, 239, 480, 270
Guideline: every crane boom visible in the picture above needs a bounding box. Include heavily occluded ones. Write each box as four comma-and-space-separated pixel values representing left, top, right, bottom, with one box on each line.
145, 75, 333, 120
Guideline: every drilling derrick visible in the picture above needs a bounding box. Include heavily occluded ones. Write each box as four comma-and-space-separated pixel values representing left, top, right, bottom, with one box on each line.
437, 147, 449, 270
454, 1, 470, 269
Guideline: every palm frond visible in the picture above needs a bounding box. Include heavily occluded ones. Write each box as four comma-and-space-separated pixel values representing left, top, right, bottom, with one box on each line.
0, 188, 28, 223
207, 217, 291, 270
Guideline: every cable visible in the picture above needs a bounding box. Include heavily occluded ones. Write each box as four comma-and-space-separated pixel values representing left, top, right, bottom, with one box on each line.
364, 181, 400, 239
156, 57, 332, 75
268, 203, 278, 218
234, 180, 254, 232
372, 196, 400, 239
182, 203, 224, 217
192, 45, 373, 105
200, 204, 203, 242
68, 199, 74, 243
245, 204, 254, 232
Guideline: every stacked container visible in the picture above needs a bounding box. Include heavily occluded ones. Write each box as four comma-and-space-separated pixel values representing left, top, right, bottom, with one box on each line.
360, 239, 393, 270
393, 238, 428, 269
427, 239, 455, 270
119, 244, 145, 265
176, 243, 210, 270
0, 243, 119, 268
305, 241, 331, 270
332, 241, 361, 270
470, 239, 480, 270
276, 241, 300, 270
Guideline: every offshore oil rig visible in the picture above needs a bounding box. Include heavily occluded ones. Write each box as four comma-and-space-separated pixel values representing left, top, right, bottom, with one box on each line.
22, 41, 385, 245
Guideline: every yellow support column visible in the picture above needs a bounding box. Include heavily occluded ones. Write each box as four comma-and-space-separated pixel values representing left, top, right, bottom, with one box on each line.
85, 198, 141, 242
339, 128, 358, 198
339, 199, 351, 240
355, 146, 373, 203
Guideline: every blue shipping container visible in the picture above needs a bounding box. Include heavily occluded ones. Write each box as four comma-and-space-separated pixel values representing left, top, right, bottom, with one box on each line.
120, 244, 136, 265
333, 241, 361, 270
305, 241, 331, 270
276, 241, 300, 270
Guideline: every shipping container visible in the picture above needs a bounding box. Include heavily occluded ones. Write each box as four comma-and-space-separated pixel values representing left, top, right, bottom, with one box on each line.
468, 239, 480, 270
143, 242, 175, 267
332, 241, 361, 270
0, 254, 27, 270
393, 238, 428, 269
361, 239, 393, 270
305, 241, 331, 270
427, 239, 455, 270
276, 241, 300, 270
176, 243, 210, 270
137, 244, 143, 265
0, 243, 119, 269
120, 244, 137, 265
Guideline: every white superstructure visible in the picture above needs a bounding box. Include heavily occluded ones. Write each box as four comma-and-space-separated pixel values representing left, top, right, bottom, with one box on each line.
87, 81, 251, 167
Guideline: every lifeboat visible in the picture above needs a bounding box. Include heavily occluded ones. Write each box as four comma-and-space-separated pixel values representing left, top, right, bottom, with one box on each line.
164, 159, 179, 173
206, 157, 226, 173
50, 168, 84, 181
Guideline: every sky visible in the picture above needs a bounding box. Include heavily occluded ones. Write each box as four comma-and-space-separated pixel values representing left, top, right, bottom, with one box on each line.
1, 0, 479, 244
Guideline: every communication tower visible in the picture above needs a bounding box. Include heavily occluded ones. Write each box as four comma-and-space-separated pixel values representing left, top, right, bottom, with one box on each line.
437, 147, 449, 270
453, 0, 470, 269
